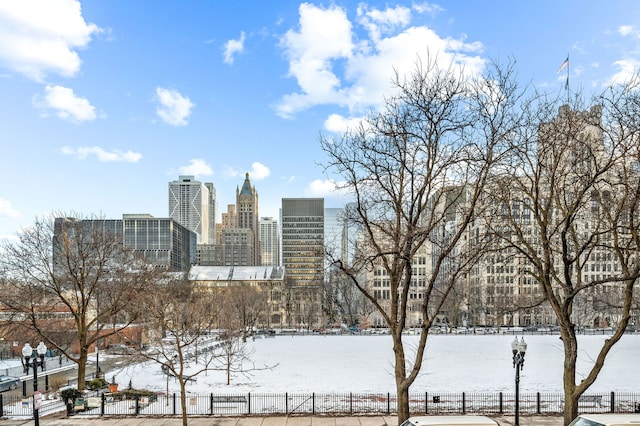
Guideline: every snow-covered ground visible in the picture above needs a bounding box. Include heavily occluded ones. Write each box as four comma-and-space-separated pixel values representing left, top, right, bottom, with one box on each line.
108, 334, 639, 395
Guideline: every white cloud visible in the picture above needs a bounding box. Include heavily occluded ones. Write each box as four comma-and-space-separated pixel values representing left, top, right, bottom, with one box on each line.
35, 85, 96, 122
222, 165, 240, 178
276, 3, 354, 118
357, 4, 412, 42
412, 2, 445, 16
0, 0, 100, 81
179, 159, 213, 176
276, 3, 485, 123
618, 25, 634, 37
249, 162, 270, 180
61, 146, 142, 162
0, 197, 20, 219
223, 31, 246, 65
220, 163, 270, 181
607, 59, 640, 86
304, 178, 347, 197
155, 87, 194, 126
324, 113, 366, 133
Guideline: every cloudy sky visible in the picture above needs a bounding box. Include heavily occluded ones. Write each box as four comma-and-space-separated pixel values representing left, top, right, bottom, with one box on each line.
1, 0, 639, 240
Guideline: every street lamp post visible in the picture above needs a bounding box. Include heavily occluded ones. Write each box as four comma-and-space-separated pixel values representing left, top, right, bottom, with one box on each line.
96, 290, 101, 378
22, 341, 47, 426
511, 336, 527, 426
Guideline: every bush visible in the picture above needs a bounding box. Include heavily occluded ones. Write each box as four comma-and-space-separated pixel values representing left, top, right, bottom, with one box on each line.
86, 377, 108, 390
111, 388, 157, 402
60, 388, 83, 402
48, 376, 67, 393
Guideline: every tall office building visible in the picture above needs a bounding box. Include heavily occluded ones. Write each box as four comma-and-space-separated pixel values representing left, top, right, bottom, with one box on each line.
220, 227, 255, 266
324, 205, 359, 268
324, 208, 344, 266
236, 173, 260, 265
54, 215, 196, 272
204, 182, 217, 244
259, 217, 279, 266
168, 176, 215, 244
122, 214, 197, 271
281, 198, 324, 286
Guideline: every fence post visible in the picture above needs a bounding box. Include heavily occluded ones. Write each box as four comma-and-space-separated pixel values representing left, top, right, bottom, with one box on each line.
462, 392, 466, 414
101, 393, 105, 416
172, 393, 176, 415
45, 374, 49, 392
610, 392, 615, 413
22, 380, 27, 397
285, 392, 288, 414
425, 392, 428, 414
247, 392, 251, 414
499, 392, 503, 414
537, 392, 541, 414
209, 393, 213, 415
135, 395, 140, 415
387, 392, 391, 415
0, 394, 3, 417
350, 392, 353, 413
312, 392, 315, 415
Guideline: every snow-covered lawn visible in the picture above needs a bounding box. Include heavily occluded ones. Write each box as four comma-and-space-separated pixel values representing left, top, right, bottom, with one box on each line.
110, 334, 639, 394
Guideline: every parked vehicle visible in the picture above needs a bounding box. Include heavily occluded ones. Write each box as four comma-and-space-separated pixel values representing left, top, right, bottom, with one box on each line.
569, 414, 640, 426
0, 375, 20, 392
107, 344, 135, 355
400, 415, 500, 426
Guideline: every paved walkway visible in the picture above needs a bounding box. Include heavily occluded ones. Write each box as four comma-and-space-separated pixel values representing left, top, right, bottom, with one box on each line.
0, 415, 565, 425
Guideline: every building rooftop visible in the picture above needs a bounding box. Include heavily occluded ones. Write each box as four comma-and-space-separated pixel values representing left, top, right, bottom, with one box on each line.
189, 265, 284, 281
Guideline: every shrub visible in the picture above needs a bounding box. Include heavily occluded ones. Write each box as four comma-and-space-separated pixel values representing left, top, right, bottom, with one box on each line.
111, 388, 157, 402
60, 388, 83, 402
86, 377, 107, 390
48, 376, 67, 393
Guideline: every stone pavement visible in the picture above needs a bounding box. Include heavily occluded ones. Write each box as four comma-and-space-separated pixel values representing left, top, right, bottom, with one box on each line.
0, 415, 565, 425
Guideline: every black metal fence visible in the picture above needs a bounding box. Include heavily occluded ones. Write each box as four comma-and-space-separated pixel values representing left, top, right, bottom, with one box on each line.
2, 391, 640, 419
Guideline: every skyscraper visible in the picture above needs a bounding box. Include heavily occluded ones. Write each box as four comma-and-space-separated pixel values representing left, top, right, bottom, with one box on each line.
281, 198, 324, 286
168, 175, 216, 244
204, 182, 217, 244
236, 173, 260, 265
259, 216, 279, 266
54, 215, 196, 272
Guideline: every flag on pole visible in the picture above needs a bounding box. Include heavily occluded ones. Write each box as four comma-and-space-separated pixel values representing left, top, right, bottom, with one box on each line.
557, 56, 569, 73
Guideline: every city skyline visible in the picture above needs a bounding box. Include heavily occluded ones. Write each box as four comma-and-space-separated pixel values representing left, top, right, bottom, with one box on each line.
2, 0, 640, 241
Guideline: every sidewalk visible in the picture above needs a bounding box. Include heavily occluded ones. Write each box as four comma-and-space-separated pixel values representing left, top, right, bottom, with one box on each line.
0, 415, 565, 425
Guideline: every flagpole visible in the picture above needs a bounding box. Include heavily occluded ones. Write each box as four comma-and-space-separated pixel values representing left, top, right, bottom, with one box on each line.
565, 53, 570, 104
557, 54, 570, 105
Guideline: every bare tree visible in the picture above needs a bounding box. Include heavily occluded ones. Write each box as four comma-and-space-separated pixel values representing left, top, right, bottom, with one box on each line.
327, 267, 372, 326
140, 276, 218, 426
320, 57, 522, 423
211, 334, 276, 385
485, 81, 640, 424
222, 284, 269, 341
0, 213, 164, 390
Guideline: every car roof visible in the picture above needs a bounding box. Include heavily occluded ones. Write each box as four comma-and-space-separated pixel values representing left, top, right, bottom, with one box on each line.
404, 415, 500, 425
577, 414, 640, 424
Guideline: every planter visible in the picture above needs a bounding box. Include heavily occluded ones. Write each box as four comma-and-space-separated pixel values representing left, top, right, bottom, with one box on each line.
108, 383, 119, 393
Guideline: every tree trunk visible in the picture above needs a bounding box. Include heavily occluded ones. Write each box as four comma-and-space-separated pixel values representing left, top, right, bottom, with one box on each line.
561, 329, 579, 426
180, 381, 188, 426
393, 332, 410, 424
77, 348, 87, 390
396, 384, 410, 425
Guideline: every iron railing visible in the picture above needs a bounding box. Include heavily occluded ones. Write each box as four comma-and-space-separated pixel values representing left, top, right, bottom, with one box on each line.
2, 391, 639, 419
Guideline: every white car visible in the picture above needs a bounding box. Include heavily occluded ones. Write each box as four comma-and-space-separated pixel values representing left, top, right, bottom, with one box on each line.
400, 415, 500, 426
569, 414, 640, 426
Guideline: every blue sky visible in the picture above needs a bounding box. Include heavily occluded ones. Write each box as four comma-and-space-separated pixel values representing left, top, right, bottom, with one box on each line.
1, 0, 640, 241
